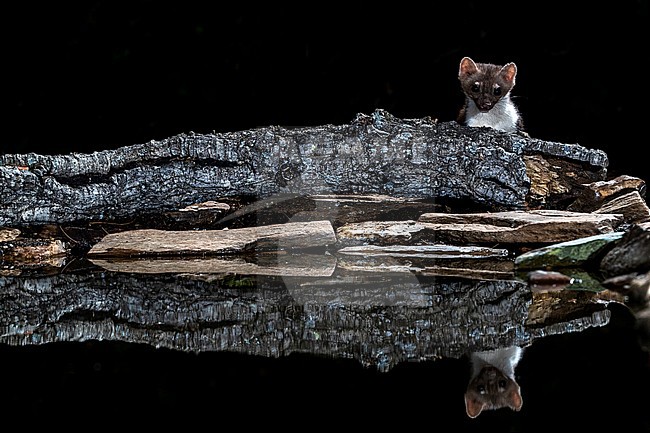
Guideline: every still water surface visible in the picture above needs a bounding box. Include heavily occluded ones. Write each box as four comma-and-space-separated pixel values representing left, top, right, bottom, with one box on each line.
0, 265, 648, 430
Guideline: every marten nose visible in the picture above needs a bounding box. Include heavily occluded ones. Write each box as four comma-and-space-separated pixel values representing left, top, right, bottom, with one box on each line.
478, 100, 492, 111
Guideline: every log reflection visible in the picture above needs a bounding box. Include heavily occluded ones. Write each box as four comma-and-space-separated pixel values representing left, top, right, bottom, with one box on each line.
0, 262, 614, 372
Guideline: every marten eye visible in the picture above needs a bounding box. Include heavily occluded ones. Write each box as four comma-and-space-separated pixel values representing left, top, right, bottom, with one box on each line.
477, 385, 486, 394
493, 87, 502, 96
498, 380, 507, 388
471, 83, 480, 93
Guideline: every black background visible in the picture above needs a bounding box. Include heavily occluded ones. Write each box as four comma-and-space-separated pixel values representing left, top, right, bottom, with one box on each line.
0, 306, 648, 430
2, 1, 648, 185
1, 1, 650, 430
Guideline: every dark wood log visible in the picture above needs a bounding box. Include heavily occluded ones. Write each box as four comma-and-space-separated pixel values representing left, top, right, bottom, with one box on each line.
524, 154, 610, 208
0, 109, 608, 227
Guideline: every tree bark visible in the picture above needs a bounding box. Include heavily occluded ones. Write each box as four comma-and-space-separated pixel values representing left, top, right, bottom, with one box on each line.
0, 109, 608, 227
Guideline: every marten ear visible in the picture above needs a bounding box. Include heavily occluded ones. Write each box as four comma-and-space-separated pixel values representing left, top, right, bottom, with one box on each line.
500, 62, 517, 85
508, 386, 523, 412
459, 57, 479, 77
465, 394, 485, 418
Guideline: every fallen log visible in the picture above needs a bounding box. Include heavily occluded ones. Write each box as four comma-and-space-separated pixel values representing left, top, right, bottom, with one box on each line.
0, 109, 608, 227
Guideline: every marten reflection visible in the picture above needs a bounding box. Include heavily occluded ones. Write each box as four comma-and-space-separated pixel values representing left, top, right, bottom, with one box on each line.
465, 345, 524, 418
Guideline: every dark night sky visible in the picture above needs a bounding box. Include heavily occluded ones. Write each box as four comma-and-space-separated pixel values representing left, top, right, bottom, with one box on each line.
2, 1, 648, 186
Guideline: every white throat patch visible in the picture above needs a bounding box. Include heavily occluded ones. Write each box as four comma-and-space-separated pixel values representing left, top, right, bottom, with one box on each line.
465, 96, 519, 132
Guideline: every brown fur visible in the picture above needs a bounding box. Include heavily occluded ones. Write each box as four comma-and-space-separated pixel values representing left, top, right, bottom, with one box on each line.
457, 57, 524, 132
464, 346, 524, 418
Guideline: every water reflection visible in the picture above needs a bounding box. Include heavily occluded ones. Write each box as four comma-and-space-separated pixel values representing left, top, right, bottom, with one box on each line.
465, 345, 524, 418
0, 255, 643, 425
0, 260, 613, 372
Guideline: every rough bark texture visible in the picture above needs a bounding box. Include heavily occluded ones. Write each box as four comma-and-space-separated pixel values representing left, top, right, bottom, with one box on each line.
0, 270, 613, 371
0, 109, 608, 227
0, 110, 640, 374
